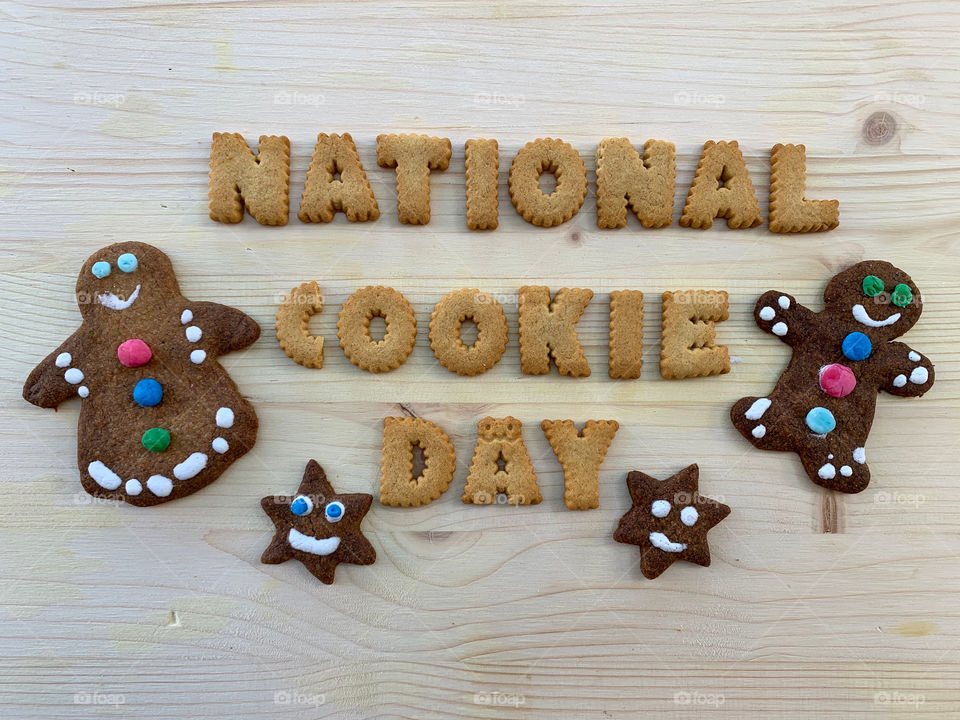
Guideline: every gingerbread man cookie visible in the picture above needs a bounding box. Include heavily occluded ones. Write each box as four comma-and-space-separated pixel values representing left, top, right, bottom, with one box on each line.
731, 260, 935, 493
22, 242, 260, 506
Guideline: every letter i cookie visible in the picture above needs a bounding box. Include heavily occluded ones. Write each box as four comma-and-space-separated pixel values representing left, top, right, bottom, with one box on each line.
23, 242, 260, 506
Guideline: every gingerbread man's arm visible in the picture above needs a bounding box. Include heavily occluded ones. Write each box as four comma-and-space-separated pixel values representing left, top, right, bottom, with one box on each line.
752, 290, 817, 347
879, 341, 935, 397
22, 329, 88, 409
189, 302, 261, 357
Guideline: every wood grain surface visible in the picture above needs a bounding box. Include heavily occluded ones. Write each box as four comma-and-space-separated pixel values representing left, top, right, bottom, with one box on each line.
1, 1, 958, 717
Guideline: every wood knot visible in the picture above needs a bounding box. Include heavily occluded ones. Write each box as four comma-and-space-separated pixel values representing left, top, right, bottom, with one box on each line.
862, 111, 897, 145
819, 491, 843, 534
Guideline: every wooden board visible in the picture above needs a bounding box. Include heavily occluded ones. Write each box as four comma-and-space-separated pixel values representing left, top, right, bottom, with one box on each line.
1, 1, 958, 717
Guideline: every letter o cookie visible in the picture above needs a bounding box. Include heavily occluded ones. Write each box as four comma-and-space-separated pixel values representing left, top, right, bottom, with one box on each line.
337, 286, 417, 373
509, 138, 587, 227
429, 289, 508, 376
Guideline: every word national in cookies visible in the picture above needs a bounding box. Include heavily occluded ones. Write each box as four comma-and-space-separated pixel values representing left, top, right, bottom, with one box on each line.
208, 133, 839, 233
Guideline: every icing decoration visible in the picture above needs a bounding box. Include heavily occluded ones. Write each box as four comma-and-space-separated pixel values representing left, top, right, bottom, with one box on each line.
910, 366, 929, 384
680, 506, 699, 526
892, 374, 907, 388
324, 501, 345, 523
55, 352, 71, 368
778, 295, 791, 309
88, 460, 122, 490
840, 466, 853, 477
752, 425, 766, 438
818, 463, 836, 480
290, 495, 314, 516
185, 326, 202, 342
97, 284, 140, 311
64, 368, 84, 384
216, 407, 235, 428
180, 309, 193, 324
744, 397, 771, 420
117, 253, 138, 273
818, 363, 856, 398
78, 386, 89, 398
146, 475, 173, 497
841, 331, 872, 361
853, 447, 866, 464
772, 322, 788, 336
92, 261, 111, 278
862, 275, 883, 297
125, 478, 142, 495
651, 500, 670, 517
908, 350, 921, 362
117, 338, 152, 368
805, 406, 836, 434
288, 528, 341, 556
649, 531, 687, 553
758, 306, 775, 321
141, 427, 171, 452
852, 303, 900, 328
173, 452, 207, 481
891, 283, 913, 308
190, 349, 206, 364
132, 378, 163, 407
211, 437, 229, 454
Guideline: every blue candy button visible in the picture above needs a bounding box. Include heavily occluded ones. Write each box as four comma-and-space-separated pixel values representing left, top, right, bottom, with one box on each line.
842, 331, 872, 361
132, 378, 163, 407
806, 406, 837, 435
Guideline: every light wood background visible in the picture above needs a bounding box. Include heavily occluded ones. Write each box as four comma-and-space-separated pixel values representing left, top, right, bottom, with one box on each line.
1, 1, 958, 717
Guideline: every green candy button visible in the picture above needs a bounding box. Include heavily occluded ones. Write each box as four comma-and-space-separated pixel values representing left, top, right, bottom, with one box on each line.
862, 275, 884, 297
891, 283, 913, 308
142, 427, 171, 452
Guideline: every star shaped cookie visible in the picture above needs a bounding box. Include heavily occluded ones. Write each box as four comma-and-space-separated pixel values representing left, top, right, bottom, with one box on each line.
613, 464, 730, 579
261, 460, 376, 584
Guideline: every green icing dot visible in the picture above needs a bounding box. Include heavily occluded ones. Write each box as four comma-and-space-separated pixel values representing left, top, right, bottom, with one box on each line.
862, 275, 884, 297
891, 283, 913, 308
142, 427, 171, 452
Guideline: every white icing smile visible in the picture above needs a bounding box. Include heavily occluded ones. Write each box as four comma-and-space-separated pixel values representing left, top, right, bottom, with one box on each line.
852, 303, 900, 328
288, 528, 341, 556
98, 284, 141, 311
649, 531, 687, 553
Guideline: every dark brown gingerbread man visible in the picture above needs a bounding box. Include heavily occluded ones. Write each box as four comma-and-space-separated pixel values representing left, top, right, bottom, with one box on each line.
22, 241, 259, 506
731, 260, 934, 493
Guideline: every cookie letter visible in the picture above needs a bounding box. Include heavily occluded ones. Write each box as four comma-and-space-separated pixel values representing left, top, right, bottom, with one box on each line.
542, 420, 619, 510
429, 289, 508, 376
509, 138, 587, 227
518, 286, 593, 377
275, 281, 324, 369
376, 134, 452, 225
608, 290, 644, 379
208, 132, 290, 226
463, 417, 541, 505
380, 417, 456, 507
768, 143, 839, 233
337, 286, 417, 373
596, 139, 676, 229
465, 139, 500, 230
298, 133, 380, 223
679, 140, 762, 230
660, 290, 730, 379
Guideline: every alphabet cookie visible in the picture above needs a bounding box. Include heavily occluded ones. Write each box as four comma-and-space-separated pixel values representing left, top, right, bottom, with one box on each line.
261, 460, 376, 584
22, 242, 260, 506
731, 260, 935, 493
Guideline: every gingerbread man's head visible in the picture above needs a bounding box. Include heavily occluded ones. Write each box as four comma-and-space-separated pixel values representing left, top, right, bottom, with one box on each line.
823, 260, 923, 343
75, 241, 180, 322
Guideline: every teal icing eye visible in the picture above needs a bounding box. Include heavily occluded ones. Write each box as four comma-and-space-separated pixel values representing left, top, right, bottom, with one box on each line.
324, 501, 345, 523
92, 261, 111, 279
862, 275, 884, 297
290, 495, 314, 516
891, 283, 913, 308
117, 253, 138, 273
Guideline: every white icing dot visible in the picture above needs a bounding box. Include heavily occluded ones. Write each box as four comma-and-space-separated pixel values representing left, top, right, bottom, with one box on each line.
752, 424, 766, 438
212, 437, 229, 454
778, 295, 791, 309
64, 368, 84, 384
840, 466, 853, 477
190, 349, 206, 364
173, 452, 208, 481
650, 499, 671, 518
759, 306, 776, 321
181, 309, 193, 324
772, 322, 788, 337
55, 352, 72, 368
909, 366, 928, 384
680, 506, 699, 526
215, 407, 235, 428
892, 374, 907, 388
78, 386, 89, 398
828, 454, 834, 460
649, 532, 687, 553
853, 447, 866, 464
88, 461, 122, 490
125, 479, 143, 495
147, 475, 173, 497
818, 463, 836, 480
185, 325, 202, 342
745, 398, 772, 421
908, 351, 921, 362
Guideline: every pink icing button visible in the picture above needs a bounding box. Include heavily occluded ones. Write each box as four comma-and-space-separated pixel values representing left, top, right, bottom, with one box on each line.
117, 338, 152, 368
819, 363, 856, 398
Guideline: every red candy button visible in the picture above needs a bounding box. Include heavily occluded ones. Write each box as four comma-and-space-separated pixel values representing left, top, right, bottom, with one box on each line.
819, 363, 856, 398
117, 338, 152, 368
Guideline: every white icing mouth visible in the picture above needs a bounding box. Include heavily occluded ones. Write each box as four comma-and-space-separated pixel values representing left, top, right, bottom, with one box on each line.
649, 531, 688, 553
288, 528, 341, 556
98, 284, 141, 311
852, 303, 900, 328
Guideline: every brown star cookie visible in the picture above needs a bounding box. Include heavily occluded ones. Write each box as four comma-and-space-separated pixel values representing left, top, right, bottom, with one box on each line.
613, 464, 730, 579
261, 460, 376, 584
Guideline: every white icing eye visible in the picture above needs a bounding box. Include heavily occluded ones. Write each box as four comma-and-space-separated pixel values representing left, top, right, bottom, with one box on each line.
651, 499, 671, 518
680, 506, 699, 526
290, 495, 313, 516
324, 501, 345, 523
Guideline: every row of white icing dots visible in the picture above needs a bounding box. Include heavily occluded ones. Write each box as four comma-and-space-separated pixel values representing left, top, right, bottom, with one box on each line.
55, 352, 90, 398
181, 308, 207, 365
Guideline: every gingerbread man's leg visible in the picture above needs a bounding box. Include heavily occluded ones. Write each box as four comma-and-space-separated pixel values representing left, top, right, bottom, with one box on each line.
798, 438, 871, 494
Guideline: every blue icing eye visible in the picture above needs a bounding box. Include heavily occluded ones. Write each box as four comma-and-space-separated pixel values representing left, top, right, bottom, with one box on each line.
92, 261, 111, 279
290, 495, 314, 516
117, 253, 138, 273
324, 501, 345, 523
